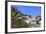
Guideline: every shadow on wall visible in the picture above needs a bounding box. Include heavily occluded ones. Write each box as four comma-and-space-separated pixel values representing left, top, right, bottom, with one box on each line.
6, 0, 18, 1
7, 33, 19, 34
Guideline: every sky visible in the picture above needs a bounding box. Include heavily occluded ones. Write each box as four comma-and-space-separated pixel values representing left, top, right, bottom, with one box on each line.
11, 5, 41, 16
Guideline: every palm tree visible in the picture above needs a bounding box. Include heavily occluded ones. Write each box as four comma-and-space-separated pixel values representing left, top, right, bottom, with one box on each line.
11, 6, 29, 28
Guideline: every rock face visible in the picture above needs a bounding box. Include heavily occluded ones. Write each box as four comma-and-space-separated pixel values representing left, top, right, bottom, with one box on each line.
23, 16, 41, 27
23, 16, 41, 24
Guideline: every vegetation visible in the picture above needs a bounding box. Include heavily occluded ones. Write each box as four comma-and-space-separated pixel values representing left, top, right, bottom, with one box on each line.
11, 7, 29, 28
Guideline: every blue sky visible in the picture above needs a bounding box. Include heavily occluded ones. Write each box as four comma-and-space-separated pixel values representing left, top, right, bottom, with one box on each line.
12, 5, 41, 16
